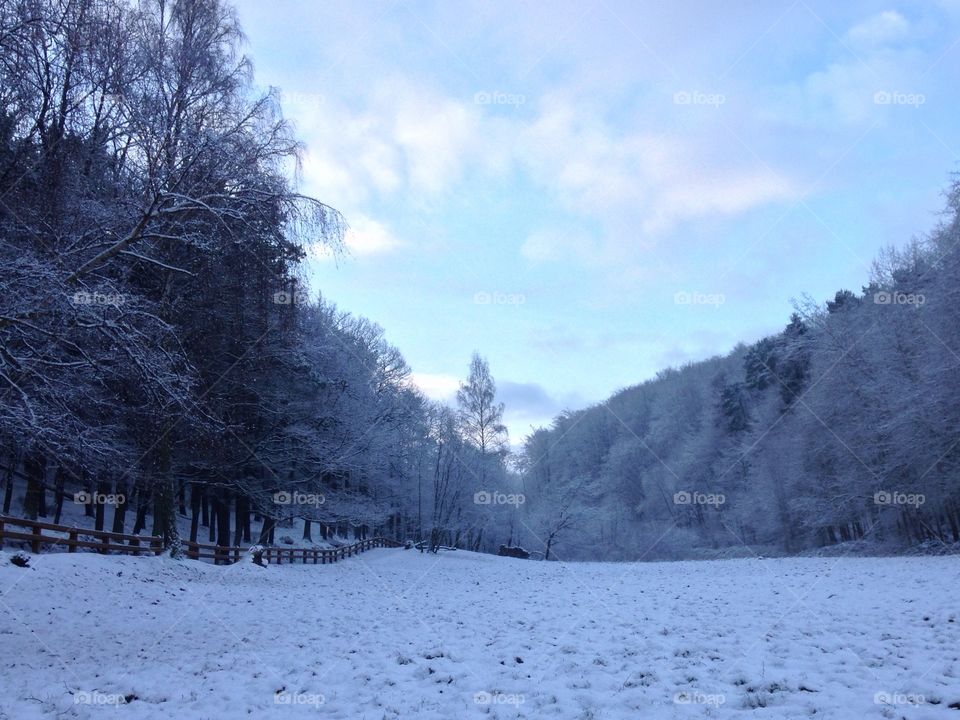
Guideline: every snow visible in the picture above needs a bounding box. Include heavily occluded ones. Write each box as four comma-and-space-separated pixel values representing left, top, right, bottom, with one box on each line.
1, 549, 958, 718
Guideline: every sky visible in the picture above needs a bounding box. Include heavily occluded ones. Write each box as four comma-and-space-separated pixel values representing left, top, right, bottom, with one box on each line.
233, 0, 960, 443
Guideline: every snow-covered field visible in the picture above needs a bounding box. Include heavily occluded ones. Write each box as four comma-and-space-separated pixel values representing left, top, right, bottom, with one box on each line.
0, 548, 957, 719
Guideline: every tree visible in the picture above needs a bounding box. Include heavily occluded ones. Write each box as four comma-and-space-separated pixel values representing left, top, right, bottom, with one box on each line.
456, 352, 508, 458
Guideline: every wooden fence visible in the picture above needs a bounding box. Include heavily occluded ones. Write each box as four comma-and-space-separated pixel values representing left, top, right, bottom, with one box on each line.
0, 515, 400, 565
0, 515, 162, 555
183, 536, 400, 565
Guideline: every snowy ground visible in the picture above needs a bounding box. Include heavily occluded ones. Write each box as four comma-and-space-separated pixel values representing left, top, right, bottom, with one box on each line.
0, 548, 958, 719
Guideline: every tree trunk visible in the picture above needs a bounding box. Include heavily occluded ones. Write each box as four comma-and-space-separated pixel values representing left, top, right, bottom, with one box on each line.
2, 448, 19, 514
208, 494, 219, 542
190, 483, 202, 542
83, 475, 95, 518
157, 476, 182, 557
133, 498, 149, 535
95, 478, 110, 532
216, 492, 231, 548
302, 518, 312, 541
111, 479, 128, 534
177, 480, 187, 516
2, 459, 15, 514
23, 454, 46, 520
258, 515, 276, 545
52, 467, 66, 524
234, 495, 249, 545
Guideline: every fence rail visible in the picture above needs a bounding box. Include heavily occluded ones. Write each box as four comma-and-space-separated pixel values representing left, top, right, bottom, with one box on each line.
0, 515, 162, 555
0, 515, 400, 565
184, 536, 400, 565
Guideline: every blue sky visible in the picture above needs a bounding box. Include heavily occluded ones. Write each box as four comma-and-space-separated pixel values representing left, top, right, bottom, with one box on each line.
234, 0, 960, 442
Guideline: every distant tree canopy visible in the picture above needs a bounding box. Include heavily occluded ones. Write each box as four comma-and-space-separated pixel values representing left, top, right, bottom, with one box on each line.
519, 181, 960, 560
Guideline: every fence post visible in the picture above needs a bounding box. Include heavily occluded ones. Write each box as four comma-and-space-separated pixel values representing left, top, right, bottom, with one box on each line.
68, 528, 77, 552
31, 524, 41, 553
131, 535, 141, 557
0, 518, 4, 549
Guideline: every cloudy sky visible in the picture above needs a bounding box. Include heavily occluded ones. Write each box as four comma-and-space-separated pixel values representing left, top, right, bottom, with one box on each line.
234, 0, 960, 442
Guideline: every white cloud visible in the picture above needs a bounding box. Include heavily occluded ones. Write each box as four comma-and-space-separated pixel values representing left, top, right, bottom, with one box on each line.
846, 10, 911, 48
344, 216, 402, 256
517, 93, 798, 260
410, 372, 460, 403
647, 170, 795, 234
388, 87, 479, 195
292, 76, 798, 271
313, 214, 402, 260
286, 77, 485, 209
791, 11, 926, 127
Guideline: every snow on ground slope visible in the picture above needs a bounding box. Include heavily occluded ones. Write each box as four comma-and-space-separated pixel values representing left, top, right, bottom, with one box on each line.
0, 549, 958, 719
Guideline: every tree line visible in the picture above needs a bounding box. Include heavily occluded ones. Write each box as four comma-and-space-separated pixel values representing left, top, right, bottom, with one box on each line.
0, 0, 514, 556
519, 182, 960, 560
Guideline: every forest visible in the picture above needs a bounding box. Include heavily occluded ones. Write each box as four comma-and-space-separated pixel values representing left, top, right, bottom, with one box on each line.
0, 0, 512, 556
519, 209, 960, 559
